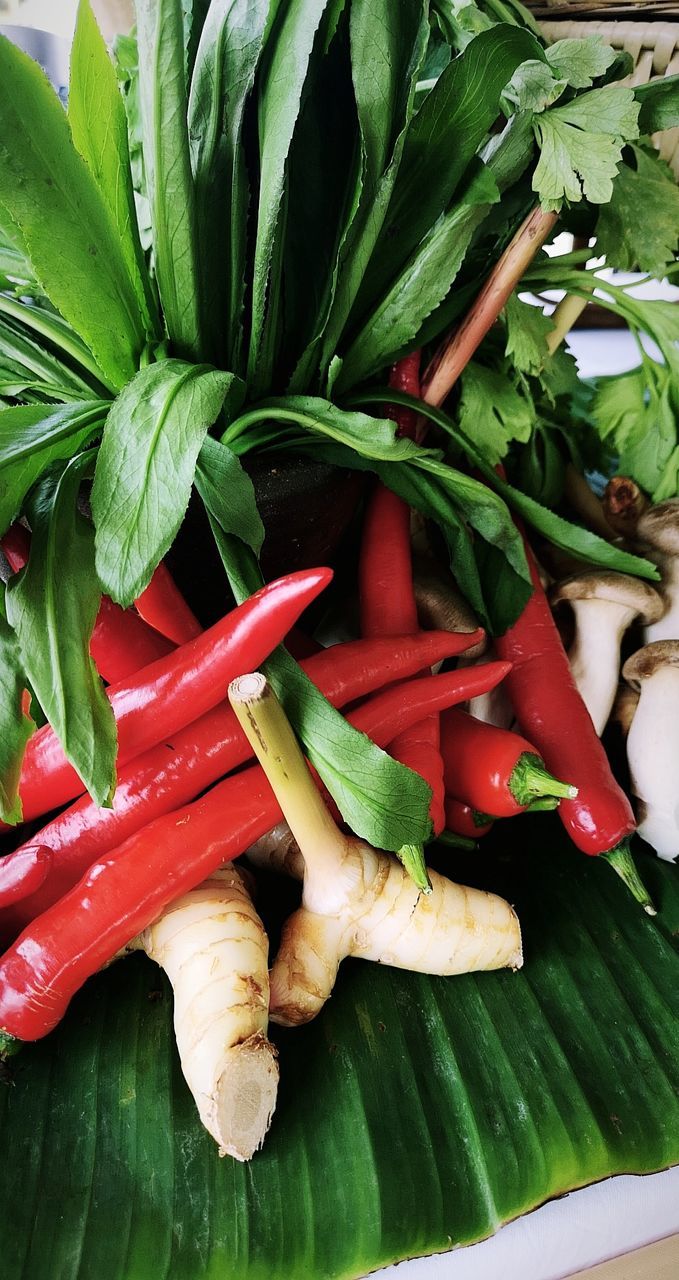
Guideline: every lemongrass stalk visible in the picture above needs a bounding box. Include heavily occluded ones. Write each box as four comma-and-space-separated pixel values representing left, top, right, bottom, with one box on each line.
228, 672, 349, 882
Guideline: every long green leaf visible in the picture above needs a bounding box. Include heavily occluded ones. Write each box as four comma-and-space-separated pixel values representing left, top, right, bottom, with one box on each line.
0, 835, 677, 1277
337, 163, 499, 390
0, 36, 147, 390
5, 452, 117, 807
314, 0, 429, 380
136, 0, 203, 360
357, 23, 544, 311
0, 586, 34, 824
0, 402, 105, 536
92, 359, 241, 606
247, 0, 331, 391
224, 394, 424, 460
69, 0, 158, 338
351, 389, 661, 584
188, 0, 271, 371
0, 316, 97, 403
195, 434, 265, 554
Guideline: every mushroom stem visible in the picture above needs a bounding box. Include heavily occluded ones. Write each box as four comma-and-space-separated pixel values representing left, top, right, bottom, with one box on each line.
567, 599, 637, 735
645, 557, 679, 644
625, 660, 679, 862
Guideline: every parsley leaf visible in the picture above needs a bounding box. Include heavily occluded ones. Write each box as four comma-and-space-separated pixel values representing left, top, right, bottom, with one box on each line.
596, 145, 679, 276
458, 361, 534, 463
545, 36, 616, 90
532, 85, 640, 208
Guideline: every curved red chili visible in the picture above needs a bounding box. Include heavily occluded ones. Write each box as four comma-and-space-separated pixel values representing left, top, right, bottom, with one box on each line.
0, 660, 511, 1044
0, 846, 51, 908
135, 561, 202, 644
1, 629, 487, 936
10, 566, 333, 825
493, 529, 651, 910
440, 709, 577, 819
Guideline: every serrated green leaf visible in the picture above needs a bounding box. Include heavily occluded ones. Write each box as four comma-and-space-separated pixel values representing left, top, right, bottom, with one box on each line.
188, 0, 270, 372
532, 85, 639, 208
592, 365, 677, 501
136, 0, 203, 360
0, 586, 34, 824
596, 145, 679, 276
545, 35, 616, 90
69, 0, 157, 338
195, 434, 265, 555
5, 452, 117, 807
0, 36, 147, 390
0, 315, 98, 403
337, 163, 499, 390
458, 360, 535, 464
0, 402, 105, 536
0, 834, 677, 1279
359, 24, 545, 312
92, 360, 241, 606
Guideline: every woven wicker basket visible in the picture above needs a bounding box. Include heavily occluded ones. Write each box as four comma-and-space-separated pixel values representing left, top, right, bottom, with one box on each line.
538, 18, 679, 176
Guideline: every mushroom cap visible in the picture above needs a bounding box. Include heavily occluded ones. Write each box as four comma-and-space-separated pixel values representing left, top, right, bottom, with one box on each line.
549, 570, 664, 624
637, 500, 679, 554
412, 554, 487, 658
623, 641, 679, 689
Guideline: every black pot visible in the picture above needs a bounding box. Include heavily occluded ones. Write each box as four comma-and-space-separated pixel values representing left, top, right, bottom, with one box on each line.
165, 454, 366, 626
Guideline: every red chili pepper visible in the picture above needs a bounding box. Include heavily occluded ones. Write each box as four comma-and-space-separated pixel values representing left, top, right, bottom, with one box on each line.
358, 353, 446, 834
444, 797, 494, 839
0, 661, 511, 1044
0, 847, 51, 908
1, 629, 486, 935
8, 567, 333, 826
493, 530, 652, 910
1, 524, 174, 683
135, 561, 202, 645
440, 709, 577, 819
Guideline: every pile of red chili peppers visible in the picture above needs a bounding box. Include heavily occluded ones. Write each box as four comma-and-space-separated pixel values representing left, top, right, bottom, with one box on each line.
0, 365, 654, 1048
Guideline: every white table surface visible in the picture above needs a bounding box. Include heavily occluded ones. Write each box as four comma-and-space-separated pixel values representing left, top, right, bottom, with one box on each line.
371, 321, 679, 1280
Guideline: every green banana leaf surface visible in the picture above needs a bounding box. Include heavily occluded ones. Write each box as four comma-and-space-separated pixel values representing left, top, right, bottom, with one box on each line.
0, 821, 677, 1280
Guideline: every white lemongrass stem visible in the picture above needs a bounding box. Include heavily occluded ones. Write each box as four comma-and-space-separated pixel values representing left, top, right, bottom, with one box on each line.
134, 865, 278, 1160
228, 672, 350, 892
422, 206, 559, 406
646, 558, 679, 643
568, 599, 638, 736
545, 294, 588, 356
626, 667, 679, 861
247, 821, 523, 1027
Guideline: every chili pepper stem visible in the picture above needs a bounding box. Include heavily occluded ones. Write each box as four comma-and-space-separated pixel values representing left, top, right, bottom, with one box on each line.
601, 840, 656, 915
228, 673, 350, 883
0, 1032, 19, 1059
436, 831, 477, 852
510, 753, 578, 808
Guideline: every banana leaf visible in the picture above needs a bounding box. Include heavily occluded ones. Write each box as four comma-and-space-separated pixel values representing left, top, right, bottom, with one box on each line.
0, 823, 677, 1279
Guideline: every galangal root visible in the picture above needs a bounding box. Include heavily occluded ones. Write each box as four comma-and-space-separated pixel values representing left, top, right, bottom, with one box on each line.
130, 865, 278, 1160
229, 674, 523, 1029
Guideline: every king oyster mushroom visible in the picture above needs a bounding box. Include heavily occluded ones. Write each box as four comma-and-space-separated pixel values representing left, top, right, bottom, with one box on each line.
623, 641, 679, 861
550, 571, 664, 736
637, 501, 679, 643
